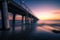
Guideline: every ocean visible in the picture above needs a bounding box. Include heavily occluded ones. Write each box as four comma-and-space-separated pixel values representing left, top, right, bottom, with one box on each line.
0, 20, 60, 40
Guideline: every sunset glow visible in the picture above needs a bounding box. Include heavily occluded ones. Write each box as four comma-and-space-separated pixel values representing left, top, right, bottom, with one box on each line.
8, 0, 60, 21
32, 9, 60, 20
36, 12, 53, 20
26, 1, 60, 20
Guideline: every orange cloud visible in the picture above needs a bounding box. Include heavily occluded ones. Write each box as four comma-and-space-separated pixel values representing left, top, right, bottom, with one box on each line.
52, 10, 60, 14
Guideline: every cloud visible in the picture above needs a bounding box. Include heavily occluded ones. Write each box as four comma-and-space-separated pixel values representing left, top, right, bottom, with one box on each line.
52, 10, 60, 14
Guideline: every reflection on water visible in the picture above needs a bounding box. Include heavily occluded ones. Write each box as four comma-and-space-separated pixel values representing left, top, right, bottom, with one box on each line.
28, 24, 60, 40
11, 24, 60, 40
15, 27, 21, 31
36, 25, 60, 33
0, 20, 60, 40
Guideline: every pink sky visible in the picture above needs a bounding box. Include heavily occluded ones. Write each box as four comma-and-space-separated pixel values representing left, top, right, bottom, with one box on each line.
30, 4, 60, 20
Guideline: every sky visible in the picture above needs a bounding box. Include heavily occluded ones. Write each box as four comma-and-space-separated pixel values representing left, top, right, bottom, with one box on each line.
0, 0, 60, 20
24, 0, 60, 20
